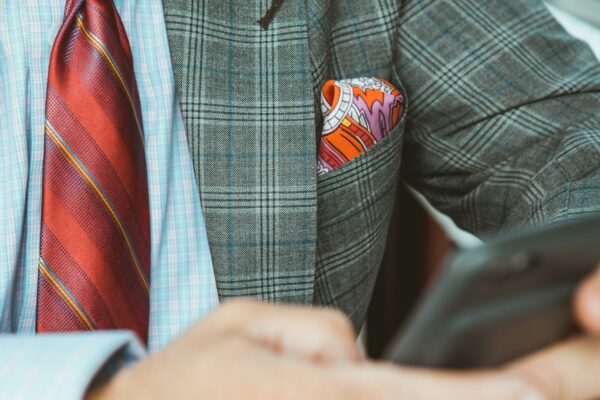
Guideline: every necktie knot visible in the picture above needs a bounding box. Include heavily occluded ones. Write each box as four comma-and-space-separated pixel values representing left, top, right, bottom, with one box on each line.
63, 0, 120, 32
64, 0, 84, 18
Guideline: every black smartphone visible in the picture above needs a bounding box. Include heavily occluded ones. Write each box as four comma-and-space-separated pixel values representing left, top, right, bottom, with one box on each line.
383, 214, 600, 369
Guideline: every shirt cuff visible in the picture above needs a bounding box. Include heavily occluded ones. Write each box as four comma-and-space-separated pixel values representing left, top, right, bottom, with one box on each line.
0, 331, 145, 400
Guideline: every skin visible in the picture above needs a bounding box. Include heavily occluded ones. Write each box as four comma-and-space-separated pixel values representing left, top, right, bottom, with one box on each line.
89, 267, 600, 400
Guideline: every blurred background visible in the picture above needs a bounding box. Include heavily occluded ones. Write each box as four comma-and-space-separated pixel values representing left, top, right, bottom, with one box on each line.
366, 0, 600, 357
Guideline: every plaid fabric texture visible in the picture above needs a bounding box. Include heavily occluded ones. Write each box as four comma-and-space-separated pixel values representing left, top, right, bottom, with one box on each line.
164, 0, 319, 303
395, 0, 600, 234
164, 0, 600, 328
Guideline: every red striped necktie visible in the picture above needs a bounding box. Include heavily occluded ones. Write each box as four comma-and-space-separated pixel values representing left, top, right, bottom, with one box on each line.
37, 0, 151, 343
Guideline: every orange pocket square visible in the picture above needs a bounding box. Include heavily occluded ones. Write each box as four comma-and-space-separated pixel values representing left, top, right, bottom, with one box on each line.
318, 77, 404, 175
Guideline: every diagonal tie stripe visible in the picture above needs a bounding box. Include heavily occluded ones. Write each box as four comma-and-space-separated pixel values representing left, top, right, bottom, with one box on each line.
45, 87, 150, 247
41, 181, 145, 330
38, 259, 96, 331
44, 121, 149, 292
39, 224, 118, 328
75, 13, 144, 143
37, 0, 150, 343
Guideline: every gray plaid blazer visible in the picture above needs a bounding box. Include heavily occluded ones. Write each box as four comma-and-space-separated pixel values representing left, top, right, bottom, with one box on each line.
161, 0, 600, 330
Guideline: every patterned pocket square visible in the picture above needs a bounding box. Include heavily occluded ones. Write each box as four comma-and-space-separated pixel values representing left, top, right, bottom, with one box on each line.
318, 77, 404, 175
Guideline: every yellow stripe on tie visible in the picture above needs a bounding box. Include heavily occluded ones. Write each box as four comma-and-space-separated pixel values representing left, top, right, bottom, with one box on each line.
38, 261, 95, 330
45, 124, 150, 294
75, 14, 144, 146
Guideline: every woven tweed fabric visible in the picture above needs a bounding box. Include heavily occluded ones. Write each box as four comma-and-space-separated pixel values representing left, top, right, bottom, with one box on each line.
163, 0, 319, 304
163, 0, 600, 328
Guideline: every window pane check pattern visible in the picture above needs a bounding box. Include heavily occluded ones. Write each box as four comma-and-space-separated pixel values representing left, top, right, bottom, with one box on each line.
37, 0, 151, 343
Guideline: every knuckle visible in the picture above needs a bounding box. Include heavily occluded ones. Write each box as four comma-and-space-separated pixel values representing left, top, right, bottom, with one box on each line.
317, 308, 355, 336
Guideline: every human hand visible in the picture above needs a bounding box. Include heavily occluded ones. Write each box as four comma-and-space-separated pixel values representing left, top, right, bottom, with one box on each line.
358, 266, 600, 400
89, 267, 600, 399
89, 300, 534, 399
87, 300, 369, 399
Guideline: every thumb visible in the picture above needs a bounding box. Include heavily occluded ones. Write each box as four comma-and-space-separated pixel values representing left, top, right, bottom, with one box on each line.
336, 362, 545, 400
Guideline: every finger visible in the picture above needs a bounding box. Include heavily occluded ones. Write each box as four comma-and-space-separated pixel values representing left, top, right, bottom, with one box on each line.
197, 300, 363, 364
243, 304, 363, 364
574, 265, 600, 334
331, 362, 545, 400
509, 336, 600, 400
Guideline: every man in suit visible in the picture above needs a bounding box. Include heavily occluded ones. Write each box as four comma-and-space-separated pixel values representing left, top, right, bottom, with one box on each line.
2, 0, 600, 398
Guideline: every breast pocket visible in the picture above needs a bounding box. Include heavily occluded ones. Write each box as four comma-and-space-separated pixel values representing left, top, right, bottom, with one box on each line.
313, 76, 408, 330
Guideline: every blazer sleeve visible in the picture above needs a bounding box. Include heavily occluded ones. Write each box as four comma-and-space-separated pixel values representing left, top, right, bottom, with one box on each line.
0, 331, 144, 399
395, 0, 600, 234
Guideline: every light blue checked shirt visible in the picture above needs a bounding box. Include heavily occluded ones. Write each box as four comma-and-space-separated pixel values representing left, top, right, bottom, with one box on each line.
0, 1, 219, 398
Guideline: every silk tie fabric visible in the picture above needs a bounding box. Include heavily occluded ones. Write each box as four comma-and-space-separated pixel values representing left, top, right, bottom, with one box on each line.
318, 78, 404, 175
37, 0, 150, 343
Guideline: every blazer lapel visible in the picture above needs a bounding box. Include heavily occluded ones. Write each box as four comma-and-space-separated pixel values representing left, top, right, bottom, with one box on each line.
162, 0, 318, 304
